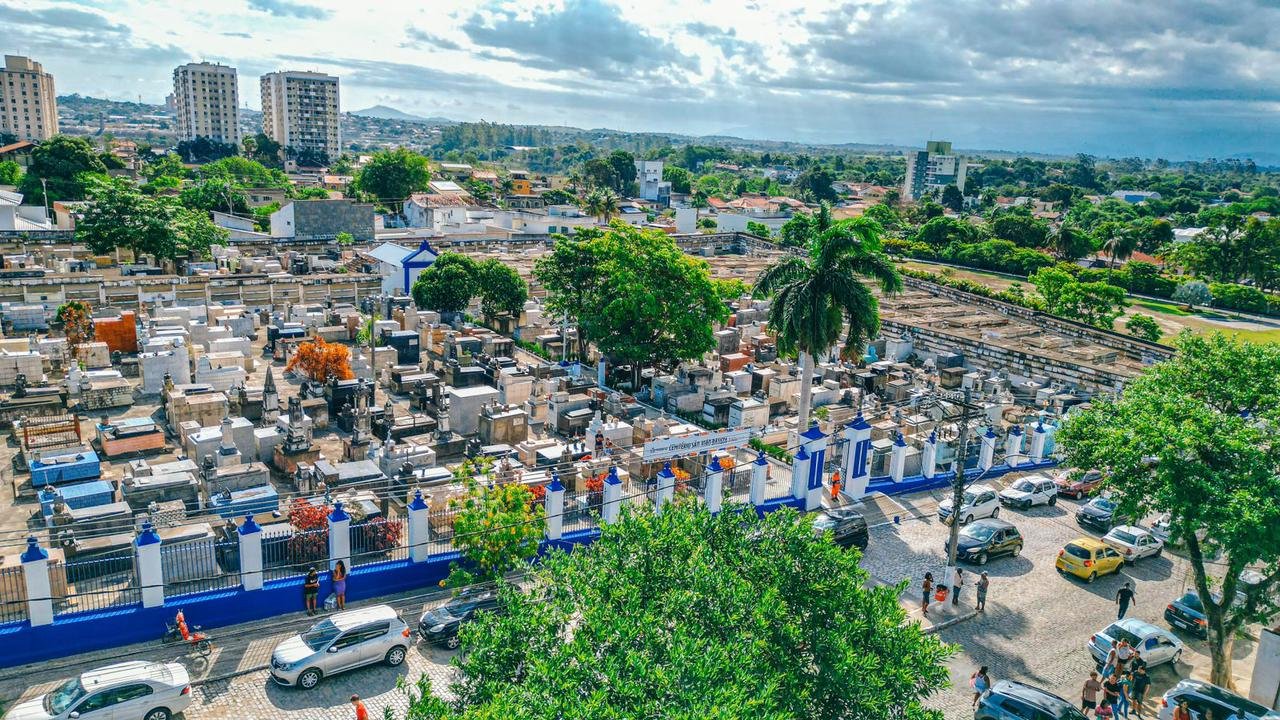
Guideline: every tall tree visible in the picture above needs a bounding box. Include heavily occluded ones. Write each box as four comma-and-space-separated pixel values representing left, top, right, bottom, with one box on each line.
476, 259, 529, 323
794, 166, 838, 203
1058, 333, 1280, 688
445, 478, 544, 588
606, 150, 637, 195
412, 252, 478, 314
19, 135, 108, 203
940, 183, 964, 212
581, 187, 619, 223
533, 235, 606, 361
354, 147, 431, 203
403, 502, 954, 719
754, 217, 902, 430
78, 177, 227, 261
1051, 224, 1094, 262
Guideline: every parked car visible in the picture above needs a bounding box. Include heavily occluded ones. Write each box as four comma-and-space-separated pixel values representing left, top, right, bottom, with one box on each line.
1076, 496, 1118, 532
812, 507, 869, 550
945, 518, 1023, 566
1054, 469, 1104, 500
1088, 618, 1184, 668
270, 605, 411, 689
1102, 525, 1164, 563
1156, 679, 1280, 720
2, 661, 191, 720
975, 680, 1087, 720
1056, 537, 1125, 582
419, 585, 504, 649
1165, 591, 1211, 638
937, 483, 1000, 525
998, 474, 1058, 510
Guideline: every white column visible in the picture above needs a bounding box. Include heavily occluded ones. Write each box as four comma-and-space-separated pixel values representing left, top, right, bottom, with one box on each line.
749, 450, 768, 506
979, 427, 997, 471
601, 466, 622, 524
655, 462, 676, 514
799, 424, 828, 511
407, 489, 430, 562
586, 411, 603, 454
39, 486, 58, 528
327, 502, 351, 571
841, 414, 873, 499
1030, 421, 1048, 463
238, 515, 263, 591
703, 456, 724, 514
889, 432, 908, 482
136, 522, 164, 609
1005, 426, 1025, 467
21, 537, 53, 627
921, 431, 939, 480
790, 446, 810, 502
545, 474, 565, 540
597, 359, 606, 388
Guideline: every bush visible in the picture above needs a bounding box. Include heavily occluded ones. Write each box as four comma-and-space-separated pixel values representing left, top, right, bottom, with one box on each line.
1208, 283, 1268, 314
939, 239, 1054, 276
1173, 280, 1214, 309
749, 437, 793, 463
1125, 314, 1163, 343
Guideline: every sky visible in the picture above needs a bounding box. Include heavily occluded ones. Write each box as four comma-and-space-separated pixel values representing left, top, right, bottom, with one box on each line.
4, 0, 1279, 160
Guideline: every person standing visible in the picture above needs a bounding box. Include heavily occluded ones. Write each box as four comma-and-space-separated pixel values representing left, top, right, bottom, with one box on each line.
971, 666, 991, 709
1116, 582, 1136, 619
1102, 672, 1121, 713
351, 694, 369, 720
1129, 666, 1151, 719
922, 572, 934, 616
952, 567, 964, 606
1081, 671, 1103, 717
1115, 638, 1134, 674
976, 572, 990, 612
304, 566, 320, 615
1116, 671, 1133, 719
332, 560, 348, 610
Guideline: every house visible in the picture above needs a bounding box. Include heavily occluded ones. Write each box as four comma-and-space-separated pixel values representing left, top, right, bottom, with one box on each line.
0, 190, 52, 231
1111, 190, 1162, 204
51, 200, 90, 230
507, 170, 533, 196
403, 191, 473, 229
244, 187, 289, 208
322, 175, 353, 193
437, 163, 473, 181
0, 141, 35, 168
269, 199, 375, 242
635, 160, 671, 206
368, 240, 437, 296
469, 170, 498, 187
212, 211, 269, 241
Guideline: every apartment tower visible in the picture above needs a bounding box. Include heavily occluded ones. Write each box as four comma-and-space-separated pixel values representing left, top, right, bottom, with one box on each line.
0, 55, 58, 142
172, 62, 241, 145
903, 140, 969, 201
259, 70, 340, 162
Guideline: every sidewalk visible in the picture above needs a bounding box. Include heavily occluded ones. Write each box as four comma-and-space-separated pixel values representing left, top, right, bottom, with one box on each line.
877, 577, 980, 635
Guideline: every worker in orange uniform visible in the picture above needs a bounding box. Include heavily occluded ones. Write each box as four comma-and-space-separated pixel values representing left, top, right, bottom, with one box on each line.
830, 470, 842, 501
351, 695, 369, 720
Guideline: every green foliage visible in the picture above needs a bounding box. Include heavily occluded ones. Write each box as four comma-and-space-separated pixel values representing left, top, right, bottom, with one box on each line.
78, 177, 227, 261
412, 252, 479, 313
462, 179, 493, 204
406, 502, 954, 719
179, 178, 249, 214
941, 239, 1055, 276
243, 133, 282, 167
1172, 280, 1213, 309
745, 220, 771, 238
476, 259, 529, 322
1030, 266, 1127, 329
794, 165, 838, 203
540, 189, 576, 205
914, 215, 983, 248
201, 156, 290, 189
581, 187, 620, 221
142, 152, 187, 182
446, 479, 544, 588
533, 235, 606, 361
940, 183, 964, 212
661, 164, 692, 193
1051, 224, 1095, 261
1057, 333, 1280, 687
712, 277, 750, 302
990, 211, 1050, 248
354, 147, 431, 202
335, 231, 355, 246
19, 135, 108, 203
0, 159, 22, 185
175, 136, 238, 163
1124, 314, 1163, 342
697, 216, 717, 229
293, 187, 330, 200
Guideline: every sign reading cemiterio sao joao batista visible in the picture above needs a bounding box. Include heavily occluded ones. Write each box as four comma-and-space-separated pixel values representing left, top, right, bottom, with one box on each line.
642, 428, 754, 462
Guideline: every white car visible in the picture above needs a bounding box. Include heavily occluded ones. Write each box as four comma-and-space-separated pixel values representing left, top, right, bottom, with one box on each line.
3, 661, 191, 720
1103, 525, 1165, 563
998, 474, 1059, 510
1088, 618, 1184, 669
938, 484, 1000, 525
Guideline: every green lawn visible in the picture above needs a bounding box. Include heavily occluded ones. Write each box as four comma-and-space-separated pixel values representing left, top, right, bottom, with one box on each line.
1131, 298, 1194, 316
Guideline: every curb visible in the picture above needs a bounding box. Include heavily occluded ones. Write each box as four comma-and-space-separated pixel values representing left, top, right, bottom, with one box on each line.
923, 608, 979, 634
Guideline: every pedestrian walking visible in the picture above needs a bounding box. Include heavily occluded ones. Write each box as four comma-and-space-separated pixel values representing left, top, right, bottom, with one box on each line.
1171, 700, 1191, 720
1116, 582, 1136, 619
831, 470, 842, 500
952, 567, 964, 606
922, 572, 934, 616
976, 572, 990, 612
971, 666, 992, 708
332, 560, 348, 610
1117, 671, 1133, 719
351, 694, 369, 720
1102, 672, 1121, 712
1130, 666, 1151, 719
1081, 671, 1103, 717
304, 566, 320, 615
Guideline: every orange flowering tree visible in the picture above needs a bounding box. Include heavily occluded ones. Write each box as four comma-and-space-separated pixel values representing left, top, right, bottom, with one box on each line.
286, 498, 330, 566
446, 479, 544, 587
285, 336, 354, 382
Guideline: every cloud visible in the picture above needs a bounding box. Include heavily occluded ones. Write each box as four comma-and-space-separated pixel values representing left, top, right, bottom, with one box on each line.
683, 22, 758, 59
246, 0, 330, 20
0, 4, 128, 35
460, 0, 696, 79
222, 31, 253, 38
400, 26, 462, 51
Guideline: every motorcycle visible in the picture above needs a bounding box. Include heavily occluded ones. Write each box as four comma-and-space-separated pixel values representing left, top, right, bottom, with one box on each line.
162, 609, 212, 658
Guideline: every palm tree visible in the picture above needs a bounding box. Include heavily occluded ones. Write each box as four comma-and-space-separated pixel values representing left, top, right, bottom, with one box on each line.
754, 216, 903, 431
583, 187, 620, 224
1098, 222, 1137, 269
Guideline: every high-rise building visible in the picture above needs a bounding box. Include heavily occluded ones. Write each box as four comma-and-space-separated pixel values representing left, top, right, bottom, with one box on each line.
259, 70, 341, 162
903, 140, 968, 201
172, 62, 240, 145
0, 55, 58, 142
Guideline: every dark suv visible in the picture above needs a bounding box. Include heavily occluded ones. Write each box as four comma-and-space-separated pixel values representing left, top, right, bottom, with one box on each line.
1076, 497, 1118, 532
977, 680, 1088, 720
812, 508, 869, 550
945, 518, 1023, 565
418, 586, 503, 649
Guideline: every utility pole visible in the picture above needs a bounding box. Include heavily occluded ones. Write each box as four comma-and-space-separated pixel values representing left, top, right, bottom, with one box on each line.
941, 386, 984, 596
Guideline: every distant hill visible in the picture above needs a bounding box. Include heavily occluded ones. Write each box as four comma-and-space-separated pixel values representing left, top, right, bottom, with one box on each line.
350, 105, 454, 125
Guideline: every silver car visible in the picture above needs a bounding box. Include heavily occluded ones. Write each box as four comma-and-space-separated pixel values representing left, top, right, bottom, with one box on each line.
270, 605, 411, 689
2, 661, 191, 720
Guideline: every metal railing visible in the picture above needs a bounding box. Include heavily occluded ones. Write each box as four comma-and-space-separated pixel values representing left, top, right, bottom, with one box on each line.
561, 490, 599, 535
162, 540, 241, 597
425, 507, 459, 556
350, 517, 408, 566
262, 527, 327, 582
0, 564, 28, 623
53, 552, 140, 616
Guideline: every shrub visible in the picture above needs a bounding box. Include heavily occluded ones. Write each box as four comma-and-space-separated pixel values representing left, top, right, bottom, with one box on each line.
1172, 280, 1213, 309
1208, 283, 1268, 314
1125, 314, 1163, 343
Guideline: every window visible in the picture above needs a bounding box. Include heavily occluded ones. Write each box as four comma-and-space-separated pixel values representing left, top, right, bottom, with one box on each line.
76, 692, 114, 713
112, 684, 154, 703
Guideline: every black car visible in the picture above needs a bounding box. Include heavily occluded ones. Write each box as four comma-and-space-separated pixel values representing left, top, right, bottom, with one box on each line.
977, 680, 1087, 720
1165, 591, 1210, 638
813, 508, 869, 550
1076, 497, 1117, 532
944, 518, 1023, 565
418, 586, 503, 649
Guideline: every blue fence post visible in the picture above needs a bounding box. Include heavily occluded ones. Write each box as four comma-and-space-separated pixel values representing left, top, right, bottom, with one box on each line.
922, 430, 939, 480
21, 537, 53, 626
545, 473, 565, 540
704, 456, 724, 514
800, 423, 828, 511
601, 466, 622, 524
842, 413, 873, 499
890, 431, 907, 483
749, 451, 768, 506
979, 426, 997, 471
407, 489, 430, 562
1030, 421, 1047, 462
790, 446, 809, 503
136, 522, 164, 608
655, 462, 675, 515
328, 501, 350, 571
1005, 425, 1025, 467
239, 514, 263, 591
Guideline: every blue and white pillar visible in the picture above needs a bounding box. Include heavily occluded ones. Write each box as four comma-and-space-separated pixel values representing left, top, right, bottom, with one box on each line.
704, 456, 725, 514
39, 486, 57, 528
327, 502, 351, 571
238, 515, 263, 591
601, 466, 622, 524
407, 489, 430, 562
889, 432, 908, 482
749, 450, 768, 506
979, 427, 997, 471
21, 537, 53, 626
921, 431, 939, 480
136, 522, 164, 609
655, 462, 676, 514
1030, 421, 1048, 463
545, 473, 565, 540
841, 414, 873, 499
799, 423, 828, 511
1004, 425, 1025, 467
790, 446, 810, 503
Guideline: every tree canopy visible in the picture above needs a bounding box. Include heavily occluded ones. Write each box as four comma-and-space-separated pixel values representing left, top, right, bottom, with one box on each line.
476, 259, 529, 322
354, 147, 432, 203
412, 252, 480, 314
19, 135, 108, 203
77, 177, 227, 261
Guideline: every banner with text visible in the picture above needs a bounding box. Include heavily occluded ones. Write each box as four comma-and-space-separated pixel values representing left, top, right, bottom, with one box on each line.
642, 428, 754, 462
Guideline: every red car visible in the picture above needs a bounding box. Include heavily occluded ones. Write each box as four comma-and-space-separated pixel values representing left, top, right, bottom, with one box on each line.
1054, 469, 1103, 499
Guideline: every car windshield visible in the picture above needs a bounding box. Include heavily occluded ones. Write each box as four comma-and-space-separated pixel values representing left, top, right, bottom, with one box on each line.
301, 619, 342, 650
961, 492, 978, 505
1111, 530, 1139, 545
962, 525, 996, 541
45, 677, 84, 715
1104, 623, 1143, 646
813, 514, 838, 530
1093, 498, 1116, 511
1065, 543, 1092, 559
1179, 592, 1204, 612
1012, 480, 1034, 492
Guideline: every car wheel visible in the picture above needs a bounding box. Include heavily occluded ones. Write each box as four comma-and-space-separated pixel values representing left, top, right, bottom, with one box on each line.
144, 708, 171, 720
445, 634, 461, 650
386, 645, 407, 666
964, 514, 974, 525
1154, 547, 1163, 559
298, 668, 322, 689
1012, 544, 1022, 557
1048, 496, 1057, 507
977, 552, 988, 566
991, 507, 999, 518
1171, 649, 1182, 665
1087, 571, 1098, 583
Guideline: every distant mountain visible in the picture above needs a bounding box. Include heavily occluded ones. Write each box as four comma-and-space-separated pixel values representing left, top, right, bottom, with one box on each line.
350, 105, 454, 125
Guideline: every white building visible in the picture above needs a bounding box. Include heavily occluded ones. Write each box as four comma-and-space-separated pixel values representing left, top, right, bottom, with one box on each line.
635, 160, 671, 206
172, 62, 240, 145
260, 70, 341, 161
0, 190, 52, 231
368, 241, 437, 296
903, 140, 968, 200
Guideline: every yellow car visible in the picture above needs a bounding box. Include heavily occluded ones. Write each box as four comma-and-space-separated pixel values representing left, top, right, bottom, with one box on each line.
1056, 537, 1124, 582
